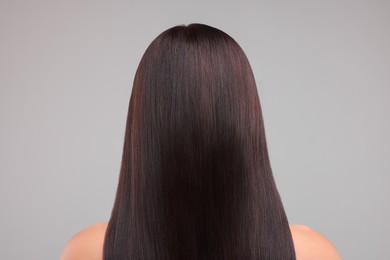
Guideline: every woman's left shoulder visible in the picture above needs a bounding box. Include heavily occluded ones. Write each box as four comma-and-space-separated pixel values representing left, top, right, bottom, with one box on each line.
60, 222, 108, 260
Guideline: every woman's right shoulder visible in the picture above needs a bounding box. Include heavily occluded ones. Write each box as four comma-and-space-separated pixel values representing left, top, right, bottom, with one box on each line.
289, 224, 342, 260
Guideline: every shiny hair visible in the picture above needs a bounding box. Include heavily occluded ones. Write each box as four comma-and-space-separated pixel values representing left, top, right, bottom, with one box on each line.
103, 23, 296, 259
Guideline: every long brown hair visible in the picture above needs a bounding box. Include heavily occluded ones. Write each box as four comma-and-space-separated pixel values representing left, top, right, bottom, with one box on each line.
103, 23, 296, 259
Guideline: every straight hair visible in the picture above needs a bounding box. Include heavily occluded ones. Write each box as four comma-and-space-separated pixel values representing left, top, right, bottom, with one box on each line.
103, 23, 296, 260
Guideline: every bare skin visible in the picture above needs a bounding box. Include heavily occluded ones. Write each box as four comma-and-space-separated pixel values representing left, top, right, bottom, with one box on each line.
60, 222, 342, 260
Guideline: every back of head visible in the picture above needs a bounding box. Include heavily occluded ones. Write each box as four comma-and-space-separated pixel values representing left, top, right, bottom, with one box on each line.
104, 23, 296, 260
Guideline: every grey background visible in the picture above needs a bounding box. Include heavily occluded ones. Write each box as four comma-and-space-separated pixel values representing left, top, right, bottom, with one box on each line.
1, 0, 389, 259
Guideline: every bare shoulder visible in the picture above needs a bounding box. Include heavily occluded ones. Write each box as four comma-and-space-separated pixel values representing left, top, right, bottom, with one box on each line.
290, 224, 342, 260
60, 222, 108, 260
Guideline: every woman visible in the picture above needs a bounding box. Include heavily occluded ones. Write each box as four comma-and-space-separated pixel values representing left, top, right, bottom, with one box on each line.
61, 23, 341, 260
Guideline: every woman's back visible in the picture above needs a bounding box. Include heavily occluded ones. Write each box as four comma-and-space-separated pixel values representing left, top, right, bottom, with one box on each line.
60, 222, 342, 260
